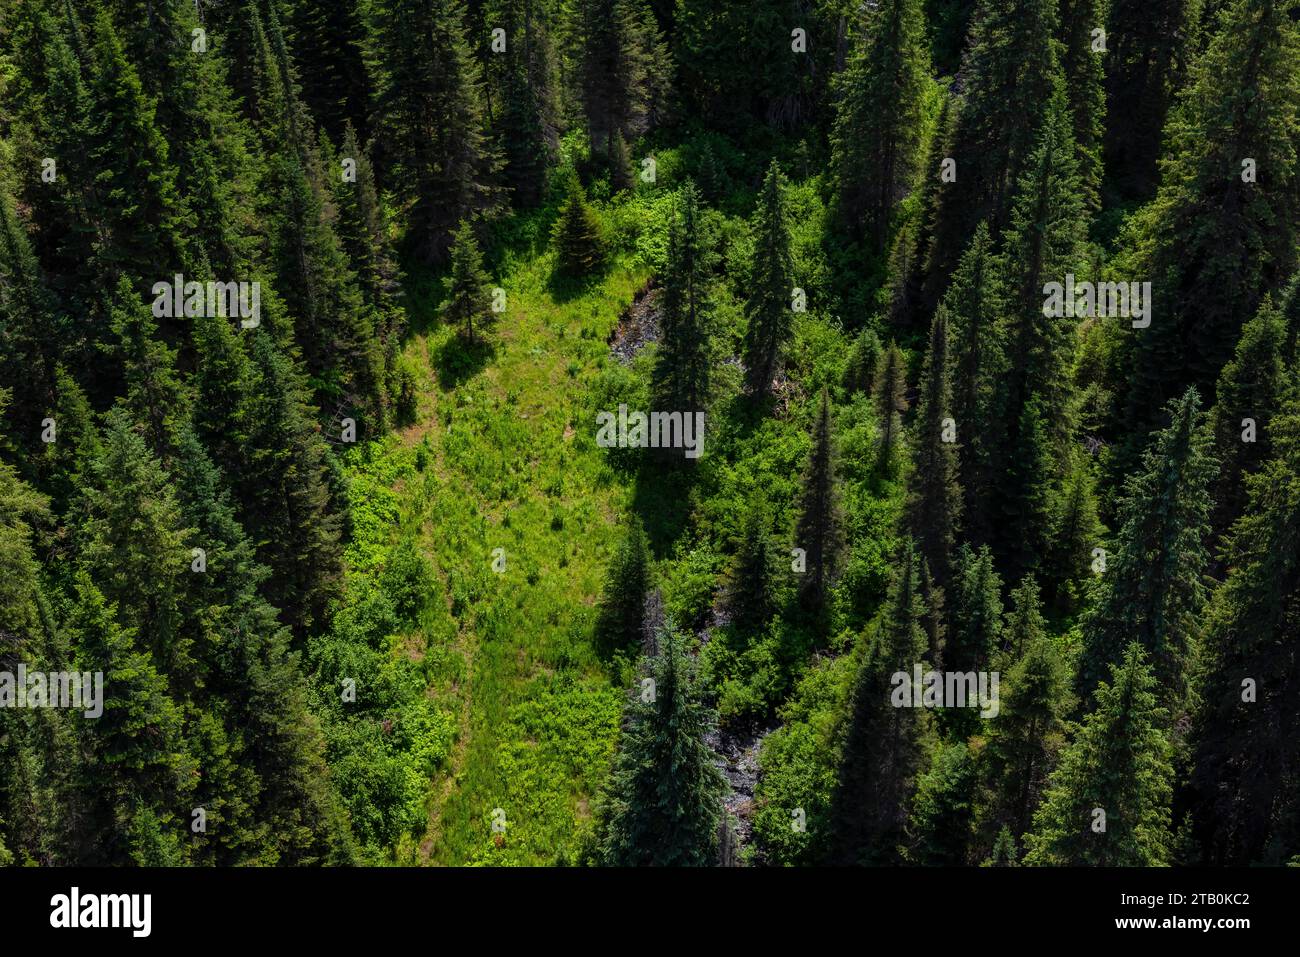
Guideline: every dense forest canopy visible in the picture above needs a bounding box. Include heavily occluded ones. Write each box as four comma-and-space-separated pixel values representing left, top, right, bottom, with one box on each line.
0, 0, 1298, 868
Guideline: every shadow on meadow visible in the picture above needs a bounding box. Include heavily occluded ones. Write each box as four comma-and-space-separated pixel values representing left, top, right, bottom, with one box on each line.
430, 334, 495, 390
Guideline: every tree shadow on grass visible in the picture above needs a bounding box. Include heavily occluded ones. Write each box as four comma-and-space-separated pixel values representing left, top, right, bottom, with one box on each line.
630, 455, 701, 560
431, 333, 495, 390
546, 266, 607, 306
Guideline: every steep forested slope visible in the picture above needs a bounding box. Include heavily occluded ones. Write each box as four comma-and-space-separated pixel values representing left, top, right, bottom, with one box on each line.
0, 0, 1298, 868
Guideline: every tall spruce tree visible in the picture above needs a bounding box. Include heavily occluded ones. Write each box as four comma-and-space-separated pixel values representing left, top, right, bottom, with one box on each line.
724, 495, 780, 636
830, 0, 931, 254
368, 0, 505, 264
1119, 0, 1300, 463
907, 305, 962, 586
1025, 643, 1175, 866
942, 223, 1005, 549
651, 183, 713, 421
1056, 0, 1107, 210
972, 633, 1070, 854
595, 626, 726, 865
552, 177, 605, 277
578, 0, 669, 159
742, 160, 794, 401
442, 220, 494, 345
919, 0, 1062, 310
829, 541, 931, 864
1205, 297, 1288, 552
1189, 392, 1300, 863
595, 516, 651, 653
1103, 0, 1200, 203
1077, 388, 1216, 706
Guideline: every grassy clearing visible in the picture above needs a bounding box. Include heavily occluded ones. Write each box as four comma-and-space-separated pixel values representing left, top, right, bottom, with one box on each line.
339, 244, 650, 864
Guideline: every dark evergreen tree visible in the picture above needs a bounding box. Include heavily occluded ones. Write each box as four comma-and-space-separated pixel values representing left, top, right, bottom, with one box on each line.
552, 177, 605, 277
1119, 0, 1300, 462
844, 328, 882, 397
1189, 394, 1300, 863
873, 340, 909, 473
830, 0, 931, 254
442, 219, 494, 345
368, 0, 505, 264
651, 183, 713, 420
578, 0, 669, 159
725, 495, 780, 636
829, 541, 931, 864
942, 224, 1005, 548
973, 633, 1069, 854
1056, 0, 1106, 209
595, 626, 726, 865
742, 160, 794, 401
1077, 389, 1215, 706
1103, 0, 1200, 203
919, 0, 1062, 309
906, 741, 975, 864
907, 305, 962, 585
1025, 643, 1175, 865
108, 276, 189, 461
1205, 297, 1288, 552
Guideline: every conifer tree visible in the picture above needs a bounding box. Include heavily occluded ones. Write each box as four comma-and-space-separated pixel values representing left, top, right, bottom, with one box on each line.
1056, 0, 1106, 209
988, 87, 1088, 579
1044, 454, 1102, 611
873, 340, 909, 472
942, 224, 1005, 548
442, 220, 494, 345
992, 85, 1087, 454
973, 634, 1069, 853
595, 516, 650, 653
1025, 644, 1175, 866
335, 123, 392, 310
596, 626, 726, 865
369, 0, 505, 264
651, 183, 713, 420
240, 333, 344, 635
1205, 297, 1288, 550
844, 328, 882, 397
906, 741, 975, 864
76, 408, 193, 671
69, 573, 194, 865
829, 541, 930, 864
794, 390, 844, 627
1002, 574, 1048, 663
82, 8, 188, 283
1121, 0, 1300, 453
1077, 389, 1215, 705
1189, 394, 1300, 863
742, 160, 794, 401
919, 0, 1062, 308
170, 425, 352, 864
490, 0, 557, 207
0, 182, 61, 434
907, 306, 962, 585
108, 276, 189, 461
578, 0, 670, 159
946, 544, 1003, 676
830, 0, 931, 254
552, 177, 605, 277
252, 5, 386, 427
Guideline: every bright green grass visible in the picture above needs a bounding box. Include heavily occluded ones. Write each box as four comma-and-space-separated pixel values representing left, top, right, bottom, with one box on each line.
346, 249, 650, 864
